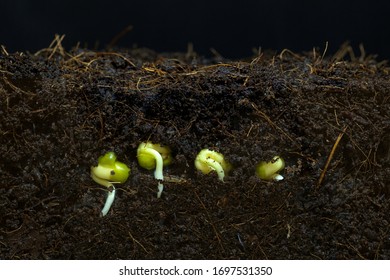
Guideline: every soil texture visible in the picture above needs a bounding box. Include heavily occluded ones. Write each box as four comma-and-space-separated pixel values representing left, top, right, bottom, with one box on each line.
1, 41, 390, 259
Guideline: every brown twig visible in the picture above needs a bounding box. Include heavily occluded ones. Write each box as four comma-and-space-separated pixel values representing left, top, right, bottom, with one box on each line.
250, 102, 298, 146
128, 231, 149, 254
108, 25, 133, 49
317, 127, 347, 187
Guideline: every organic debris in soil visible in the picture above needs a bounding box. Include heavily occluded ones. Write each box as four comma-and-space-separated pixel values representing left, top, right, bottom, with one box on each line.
1, 39, 390, 259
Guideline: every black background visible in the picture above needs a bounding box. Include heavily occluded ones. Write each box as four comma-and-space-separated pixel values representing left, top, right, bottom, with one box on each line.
1, 0, 390, 59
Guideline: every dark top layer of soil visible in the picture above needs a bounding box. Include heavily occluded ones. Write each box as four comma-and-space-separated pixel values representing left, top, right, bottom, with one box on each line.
1, 42, 390, 259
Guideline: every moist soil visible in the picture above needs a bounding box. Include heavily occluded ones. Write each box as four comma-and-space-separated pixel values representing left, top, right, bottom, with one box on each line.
1, 42, 390, 259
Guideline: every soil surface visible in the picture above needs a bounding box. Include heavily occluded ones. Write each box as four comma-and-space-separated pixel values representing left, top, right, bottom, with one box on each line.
1, 41, 390, 259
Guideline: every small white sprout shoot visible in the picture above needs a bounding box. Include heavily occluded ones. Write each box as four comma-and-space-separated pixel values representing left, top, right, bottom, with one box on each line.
137, 141, 172, 198
194, 149, 232, 182
90, 152, 130, 216
256, 156, 285, 181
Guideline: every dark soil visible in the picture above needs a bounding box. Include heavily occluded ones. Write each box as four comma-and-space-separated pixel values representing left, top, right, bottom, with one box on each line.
1, 41, 390, 259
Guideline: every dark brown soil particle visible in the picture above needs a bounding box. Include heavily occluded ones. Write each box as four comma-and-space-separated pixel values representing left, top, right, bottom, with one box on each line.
1, 42, 390, 259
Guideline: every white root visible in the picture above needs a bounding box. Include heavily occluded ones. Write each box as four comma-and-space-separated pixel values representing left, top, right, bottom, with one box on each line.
101, 187, 116, 216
